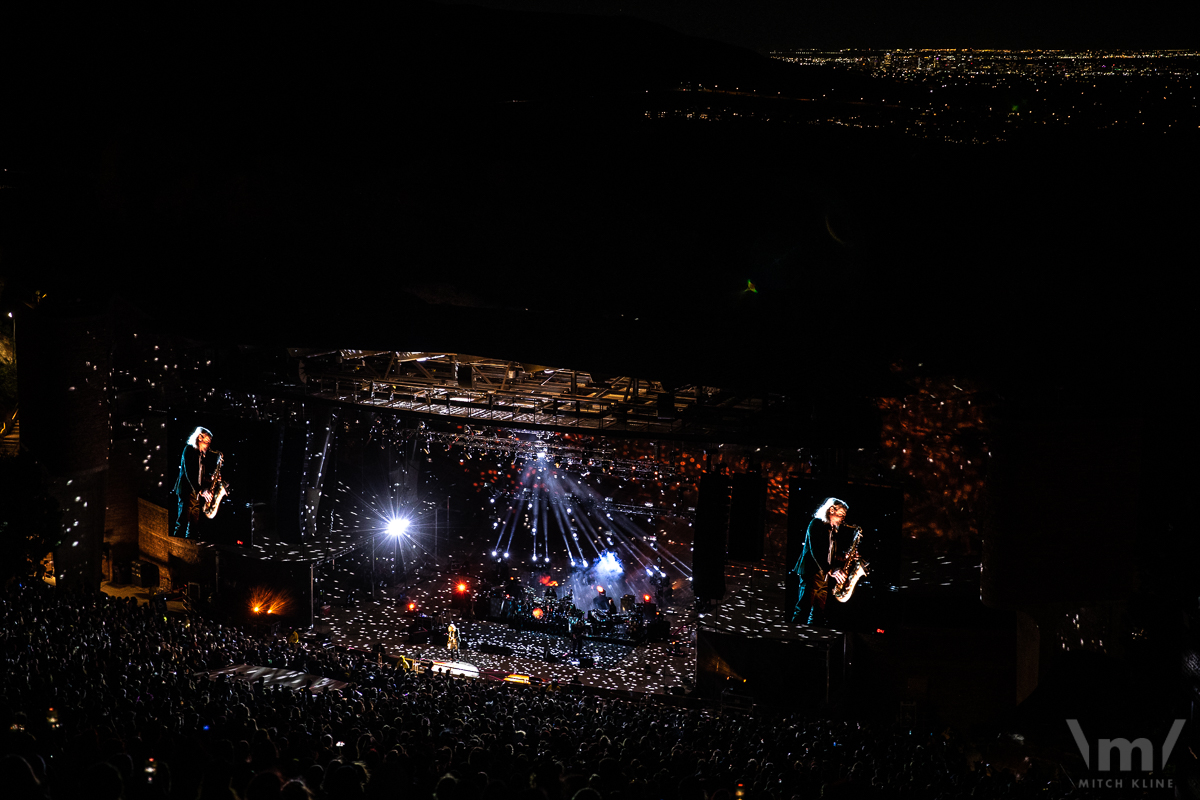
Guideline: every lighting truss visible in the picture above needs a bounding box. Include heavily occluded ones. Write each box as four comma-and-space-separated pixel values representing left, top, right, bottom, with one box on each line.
290, 349, 778, 441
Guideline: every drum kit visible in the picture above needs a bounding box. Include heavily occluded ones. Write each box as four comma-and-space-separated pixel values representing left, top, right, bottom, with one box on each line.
480, 580, 648, 643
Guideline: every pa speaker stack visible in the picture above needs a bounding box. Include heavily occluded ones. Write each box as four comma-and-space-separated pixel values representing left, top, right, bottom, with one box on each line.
727, 472, 766, 562
693, 473, 732, 601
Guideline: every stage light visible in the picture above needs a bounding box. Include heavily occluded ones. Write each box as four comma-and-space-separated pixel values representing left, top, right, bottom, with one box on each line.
598, 551, 621, 573
457, 582, 468, 593
249, 587, 291, 616
387, 518, 410, 537
643, 594, 652, 603
532, 607, 544, 620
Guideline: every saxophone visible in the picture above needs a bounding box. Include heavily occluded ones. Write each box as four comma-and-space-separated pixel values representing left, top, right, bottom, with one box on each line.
202, 451, 230, 519
833, 527, 869, 603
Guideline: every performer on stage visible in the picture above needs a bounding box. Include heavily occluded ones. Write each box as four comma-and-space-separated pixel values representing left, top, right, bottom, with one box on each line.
173, 427, 215, 538
446, 622, 459, 653
569, 617, 585, 655
790, 496, 854, 626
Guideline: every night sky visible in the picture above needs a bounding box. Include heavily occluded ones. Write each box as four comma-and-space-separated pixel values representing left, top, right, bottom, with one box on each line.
436, 0, 1200, 51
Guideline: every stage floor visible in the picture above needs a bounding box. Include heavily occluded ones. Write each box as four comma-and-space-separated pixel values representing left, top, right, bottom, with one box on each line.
314, 598, 698, 695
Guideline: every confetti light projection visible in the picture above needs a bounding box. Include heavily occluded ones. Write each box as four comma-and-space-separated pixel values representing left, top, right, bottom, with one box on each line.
878, 367, 990, 549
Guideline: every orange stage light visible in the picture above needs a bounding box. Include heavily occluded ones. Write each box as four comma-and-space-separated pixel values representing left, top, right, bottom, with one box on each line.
249, 587, 292, 617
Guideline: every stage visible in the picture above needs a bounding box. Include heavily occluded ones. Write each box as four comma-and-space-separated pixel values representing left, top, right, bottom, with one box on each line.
307, 573, 699, 696
304, 560, 852, 699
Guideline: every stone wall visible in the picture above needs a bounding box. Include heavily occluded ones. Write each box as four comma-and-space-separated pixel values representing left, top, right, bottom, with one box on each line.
138, 498, 208, 592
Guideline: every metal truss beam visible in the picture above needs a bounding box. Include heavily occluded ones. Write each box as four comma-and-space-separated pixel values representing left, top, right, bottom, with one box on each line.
291, 350, 777, 441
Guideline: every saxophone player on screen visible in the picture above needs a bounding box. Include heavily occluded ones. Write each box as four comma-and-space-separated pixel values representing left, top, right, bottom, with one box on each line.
790, 497, 868, 626
173, 426, 226, 538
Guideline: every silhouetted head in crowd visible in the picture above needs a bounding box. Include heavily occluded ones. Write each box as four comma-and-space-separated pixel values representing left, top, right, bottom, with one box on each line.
0, 754, 46, 800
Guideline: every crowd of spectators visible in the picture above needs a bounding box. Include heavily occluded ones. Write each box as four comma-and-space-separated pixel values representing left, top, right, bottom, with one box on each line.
1, 581, 1086, 799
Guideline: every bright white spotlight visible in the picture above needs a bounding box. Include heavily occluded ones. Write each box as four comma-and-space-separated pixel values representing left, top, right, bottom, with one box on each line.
387, 518, 410, 537
597, 551, 622, 575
